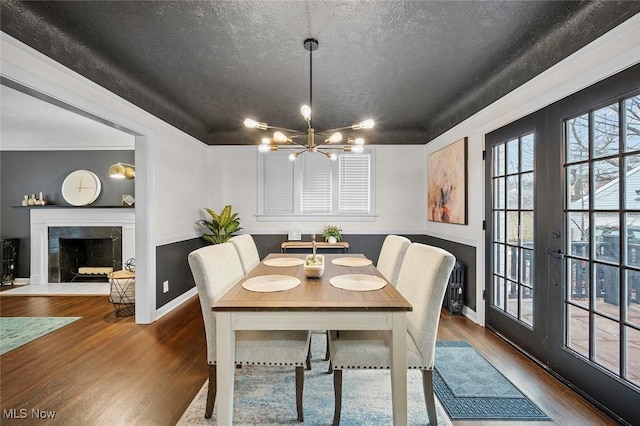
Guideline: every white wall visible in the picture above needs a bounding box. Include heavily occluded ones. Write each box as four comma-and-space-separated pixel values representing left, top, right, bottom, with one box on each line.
207, 145, 428, 235
426, 14, 640, 325
1, 32, 209, 322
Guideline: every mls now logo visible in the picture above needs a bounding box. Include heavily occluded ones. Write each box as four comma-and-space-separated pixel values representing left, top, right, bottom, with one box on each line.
3, 408, 56, 419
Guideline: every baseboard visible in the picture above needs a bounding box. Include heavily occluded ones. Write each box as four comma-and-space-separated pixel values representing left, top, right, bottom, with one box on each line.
154, 287, 197, 320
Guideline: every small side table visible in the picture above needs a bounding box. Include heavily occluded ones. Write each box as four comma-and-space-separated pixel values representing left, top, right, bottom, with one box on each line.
108, 270, 135, 317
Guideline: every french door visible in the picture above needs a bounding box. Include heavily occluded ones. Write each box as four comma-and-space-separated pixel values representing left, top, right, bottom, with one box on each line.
485, 64, 640, 424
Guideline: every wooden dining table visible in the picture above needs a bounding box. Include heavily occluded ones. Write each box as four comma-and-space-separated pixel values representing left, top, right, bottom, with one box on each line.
212, 253, 413, 425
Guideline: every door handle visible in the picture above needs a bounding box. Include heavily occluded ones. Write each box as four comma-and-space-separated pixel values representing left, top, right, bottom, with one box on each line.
546, 248, 565, 259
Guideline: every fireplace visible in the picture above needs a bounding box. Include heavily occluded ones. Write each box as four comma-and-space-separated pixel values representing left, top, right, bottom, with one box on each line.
49, 227, 123, 282
30, 209, 135, 285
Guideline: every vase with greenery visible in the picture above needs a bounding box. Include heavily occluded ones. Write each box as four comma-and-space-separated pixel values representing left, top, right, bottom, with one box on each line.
322, 225, 342, 243
198, 205, 243, 244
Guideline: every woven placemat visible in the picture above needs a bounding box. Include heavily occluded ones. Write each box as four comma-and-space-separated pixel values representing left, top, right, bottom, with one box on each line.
263, 257, 305, 267
329, 274, 387, 291
331, 257, 373, 267
242, 275, 301, 292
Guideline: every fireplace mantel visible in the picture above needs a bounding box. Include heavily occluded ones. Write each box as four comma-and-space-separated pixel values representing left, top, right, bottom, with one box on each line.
30, 208, 135, 285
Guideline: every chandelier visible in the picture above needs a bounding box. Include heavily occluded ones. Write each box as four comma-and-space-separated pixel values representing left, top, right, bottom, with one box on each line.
244, 38, 374, 161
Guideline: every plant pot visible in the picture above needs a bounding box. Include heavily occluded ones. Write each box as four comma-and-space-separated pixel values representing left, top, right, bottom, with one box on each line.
327, 236, 337, 244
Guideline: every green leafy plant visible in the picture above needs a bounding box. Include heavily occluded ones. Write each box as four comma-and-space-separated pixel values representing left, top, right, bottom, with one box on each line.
322, 225, 343, 242
198, 205, 243, 244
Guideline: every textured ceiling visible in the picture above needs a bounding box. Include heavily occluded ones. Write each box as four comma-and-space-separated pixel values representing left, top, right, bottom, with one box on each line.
1, 1, 639, 145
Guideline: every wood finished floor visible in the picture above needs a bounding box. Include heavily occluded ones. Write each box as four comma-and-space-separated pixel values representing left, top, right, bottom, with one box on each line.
0, 295, 616, 425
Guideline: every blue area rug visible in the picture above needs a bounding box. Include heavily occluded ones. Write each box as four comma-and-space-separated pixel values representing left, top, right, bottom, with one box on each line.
434, 341, 551, 421
178, 333, 453, 425
0, 317, 81, 355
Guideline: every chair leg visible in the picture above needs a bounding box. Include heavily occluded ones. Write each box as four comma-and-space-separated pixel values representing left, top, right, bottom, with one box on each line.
306, 340, 312, 370
295, 366, 304, 422
205, 364, 216, 419
324, 331, 330, 361
421, 369, 437, 426
332, 369, 343, 426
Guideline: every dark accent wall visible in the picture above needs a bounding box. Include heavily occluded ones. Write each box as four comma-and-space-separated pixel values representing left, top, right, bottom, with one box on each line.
155, 238, 206, 309
0, 150, 134, 277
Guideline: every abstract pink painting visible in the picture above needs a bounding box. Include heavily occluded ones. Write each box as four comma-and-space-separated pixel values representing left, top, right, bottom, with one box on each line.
427, 137, 467, 224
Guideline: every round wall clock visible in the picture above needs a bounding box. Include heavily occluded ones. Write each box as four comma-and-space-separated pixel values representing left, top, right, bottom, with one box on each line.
61, 170, 102, 206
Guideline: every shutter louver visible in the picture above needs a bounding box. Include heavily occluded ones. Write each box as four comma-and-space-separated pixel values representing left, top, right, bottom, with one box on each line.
339, 153, 370, 212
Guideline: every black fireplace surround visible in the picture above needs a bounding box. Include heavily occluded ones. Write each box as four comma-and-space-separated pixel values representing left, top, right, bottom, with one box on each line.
48, 226, 122, 282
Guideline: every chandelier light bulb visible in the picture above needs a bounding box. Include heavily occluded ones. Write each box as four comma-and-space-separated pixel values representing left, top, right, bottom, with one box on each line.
354, 137, 365, 145
258, 144, 271, 152
328, 132, 342, 143
329, 153, 338, 161
274, 131, 288, 142
261, 137, 271, 145
300, 105, 312, 120
289, 152, 298, 161
352, 145, 365, 153
244, 118, 267, 130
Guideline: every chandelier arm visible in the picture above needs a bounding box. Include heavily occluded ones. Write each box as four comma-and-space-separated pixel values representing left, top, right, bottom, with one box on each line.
316, 126, 360, 134
264, 125, 305, 134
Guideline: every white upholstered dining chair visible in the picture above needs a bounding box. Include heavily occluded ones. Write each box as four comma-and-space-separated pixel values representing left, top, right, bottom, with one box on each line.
329, 242, 455, 425
376, 234, 411, 286
188, 243, 311, 421
228, 234, 261, 274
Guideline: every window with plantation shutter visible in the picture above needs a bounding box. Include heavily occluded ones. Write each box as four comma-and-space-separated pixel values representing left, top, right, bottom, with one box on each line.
258, 149, 375, 219
339, 154, 370, 213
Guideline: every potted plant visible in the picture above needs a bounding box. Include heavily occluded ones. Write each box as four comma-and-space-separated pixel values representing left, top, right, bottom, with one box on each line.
198, 205, 243, 244
322, 225, 342, 244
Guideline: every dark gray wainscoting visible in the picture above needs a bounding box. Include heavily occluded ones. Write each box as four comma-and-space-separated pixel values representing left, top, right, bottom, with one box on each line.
156, 238, 206, 308
158, 233, 475, 312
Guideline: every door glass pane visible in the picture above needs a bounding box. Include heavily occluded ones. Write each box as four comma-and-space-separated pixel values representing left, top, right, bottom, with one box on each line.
596, 264, 619, 320
506, 246, 518, 281
568, 212, 589, 256
494, 177, 505, 209
507, 139, 519, 174
594, 212, 618, 262
507, 175, 519, 209
494, 211, 505, 242
522, 286, 533, 326
624, 155, 640, 207
521, 211, 533, 246
594, 314, 620, 375
593, 158, 619, 209
627, 270, 640, 327
567, 163, 589, 208
568, 258, 589, 309
593, 104, 619, 159
521, 133, 534, 172
494, 276, 505, 309
567, 304, 590, 359
625, 326, 640, 387
507, 212, 519, 244
566, 114, 589, 163
494, 243, 505, 277
507, 282, 518, 318
494, 144, 505, 176
521, 172, 534, 209
520, 248, 533, 286
624, 96, 640, 152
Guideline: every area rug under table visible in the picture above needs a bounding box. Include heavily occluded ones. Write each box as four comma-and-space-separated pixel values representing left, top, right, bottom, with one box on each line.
434, 341, 551, 421
178, 333, 452, 425
0, 317, 81, 355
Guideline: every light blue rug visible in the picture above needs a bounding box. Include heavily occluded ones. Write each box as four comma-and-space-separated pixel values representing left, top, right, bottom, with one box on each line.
0, 317, 81, 355
434, 341, 551, 420
178, 333, 452, 425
